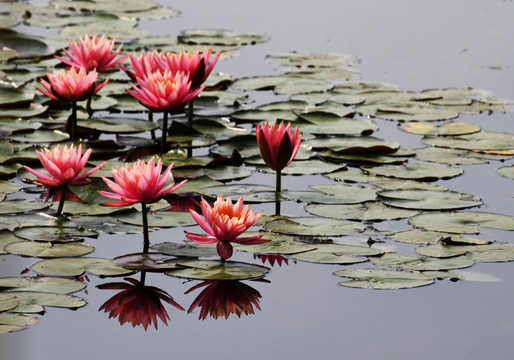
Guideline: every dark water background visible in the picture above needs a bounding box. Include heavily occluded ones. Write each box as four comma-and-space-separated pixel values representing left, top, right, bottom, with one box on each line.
1, 1, 513, 359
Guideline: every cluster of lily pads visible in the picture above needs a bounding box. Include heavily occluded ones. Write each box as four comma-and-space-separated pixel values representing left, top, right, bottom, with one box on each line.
1, 0, 514, 332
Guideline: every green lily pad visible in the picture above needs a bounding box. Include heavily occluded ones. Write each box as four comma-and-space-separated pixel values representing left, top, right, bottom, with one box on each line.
0, 104, 49, 120
0, 88, 34, 107
369, 178, 448, 191
0, 312, 39, 327
288, 243, 382, 264
8, 291, 87, 313
9, 129, 68, 143
422, 131, 514, 151
69, 215, 144, 234
166, 259, 270, 280
151, 242, 220, 257
362, 163, 463, 181
388, 230, 485, 245
78, 116, 159, 134
0, 230, 27, 254
0, 199, 50, 214
414, 243, 478, 258
59, 22, 148, 40
297, 116, 377, 136
112, 252, 186, 271
115, 210, 197, 228
179, 29, 270, 47
4, 241, 95, 258
334, 268, 434, 289
230, 76, 286, 91
31, 257, 133, 277
307, 135, 400, 153
0, 119, 43, 135
370, 252, 475, 271
13, 226, 98, 242
413, 147, 487, 165
0, 294, 19, 312
357, 102, 459, 122
0, 29, 54, 58
497, 165, 514, 179
257, 159, 344, 175
377, 189, 482, 210
421, 270, 501, 282
282, 185, 377, 205
400, 121, 481, 136
0, 276, 85, 294
232, 232, 317, 254
0, 213, 78, 231
409, 211, 514, 233
470, 243, 514, 263
304, 202, 419, 221
199, 184, 277, 203
264, 216, 365, 237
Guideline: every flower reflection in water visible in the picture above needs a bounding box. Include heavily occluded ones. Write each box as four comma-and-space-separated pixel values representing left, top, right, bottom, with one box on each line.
185, 280, 265, 320
98, 275, 184, 330
253, 254, 295, 267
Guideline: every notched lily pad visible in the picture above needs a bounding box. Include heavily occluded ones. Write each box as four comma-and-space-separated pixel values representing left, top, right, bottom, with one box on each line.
409, 211, 514, 233
334, 268, 434, 289
377, 189, 482, 210
112, 252, 186, 271
264, 216, 365, 237
8, 291, 87, 313
13, 226, 98, 242
4, 241, 95, 258
165, 259, 270, 280
150, 242, 219, 258
31, 257, 133, 277
400, 121, 481, 136
362, 163, 463, 181
304, 202, 418, 221
370, 252, 475, 271
288, 243, 382, 264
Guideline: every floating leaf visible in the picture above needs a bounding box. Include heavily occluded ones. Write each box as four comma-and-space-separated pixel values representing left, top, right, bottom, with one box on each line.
166, 259, 270, 280
362, 163, 463, 181
388, 230, 484, 245
307, 136, 400, 153
4, 241, 94, 258
413, 147, 487, 165
232, 232, 317, 254
0, 276, 85, 294
13, 226, 98, 242
288, 243, 382, 264
264, 216, 365, 237
9, 291, 87, 313
0, 312, 39, 327
199, 184, 277, 203
497, 165, 514, 179
0, 294, 19, 312
470, 243, 514, 263
400, 121, 480, 136
422, 131, 514, 151
370, 252, 474, 271
377, 189, 482, 210
357, 102, 459, 122
0, 199, 50, 214
31, 257, 133, 277
334, 268, 434, 289
151, 242, 219, 258
0, 229, 26, 254
414, 243, 477, 258
78, 117, 159, 134
409, 211, 514, 233
282, 184, 377, 205
112, 252, 185, 271
116, 210, 197, 228
305, 202, 419, 221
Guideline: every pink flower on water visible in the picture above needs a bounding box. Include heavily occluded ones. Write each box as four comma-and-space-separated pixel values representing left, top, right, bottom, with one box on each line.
157, 48, 220, 89
185, 195, 269, 259
99, 157, 186, 206
126, 70, 204, 113
38, 67, 108, 103
56, 34, 127, 73
22, 144, 106, 187
123, 50, 164, 81
256, 121, 302, 172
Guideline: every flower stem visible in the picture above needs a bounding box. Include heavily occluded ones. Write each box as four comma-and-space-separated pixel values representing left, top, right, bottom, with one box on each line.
161, 111, 168, 153
142, 203, 150, 251
274, 169, 281, 215
187, 99, 194, 128
56, 185, 67, 216
70, 102, 77, 140
86, 95, 93, 118
148, 110, 155, 140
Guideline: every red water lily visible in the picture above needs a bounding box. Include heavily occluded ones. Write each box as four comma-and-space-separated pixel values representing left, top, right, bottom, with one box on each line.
185, 195, 269, 259
99, 157, 185, 207
56, 34, 127, 73
38, 67, 108, 103
185, 280, 262, 320
98, 277, 184, 330
23, 144, 105, 187
256, 121, 302, 173
156, 48, 220, 89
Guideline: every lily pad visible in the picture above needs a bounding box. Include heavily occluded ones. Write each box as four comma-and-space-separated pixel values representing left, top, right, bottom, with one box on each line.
370, 252, 475, 271
232, 232, 317, 254
334, 268, 434, 289
362, 163, 463, 181
497, 165, 514, 179
304, 202, 419, 221
377, 189, 482, 210
306, 136, 400, 153
264, 216, 365, 237
31, 257, 133, 277
400, 121, 481, 136
470, 243, 514, 263
0, 277, 85, 294
0, 199, 50, 214
165, 259, 270, 280
4, 241, 95, 258
116, 210, 197, 228
422, 131, 514, 151
13, 226, 98, 242
0, 294, 19, 312
409, 211, 514, 233
112, 252, 186, 271
414, 243, 478, 258
413, 147, 487, 165
151, 242, 220, 257
78, 117, 159, 134
388, 230, 485, 245
8, 291, 87, 313
199, 184, 277, 203
0, 312, 39, 327
288, 243, 382, 264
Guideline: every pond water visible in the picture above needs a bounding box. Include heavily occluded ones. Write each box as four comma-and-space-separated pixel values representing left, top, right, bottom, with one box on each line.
1, 0, 513, 359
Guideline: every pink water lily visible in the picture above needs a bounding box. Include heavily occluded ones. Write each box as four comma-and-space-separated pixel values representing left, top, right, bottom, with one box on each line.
156, 48, 220, 89
99, 157, 185, 207
38, 67, 108, 103
23, 144, 105, 187
256, 121, 302, 172
123, 50, 164, 81
126, 69, 203, 113
56, 34, 127, 73
185, 195, 269, 259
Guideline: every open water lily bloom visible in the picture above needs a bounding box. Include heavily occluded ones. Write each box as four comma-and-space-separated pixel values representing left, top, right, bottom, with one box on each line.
126, 70, 204, 113
124, 50, 164, 81
185, 195, 269, 259
99, 157, 186, 207
256, 121, 302, 172
38, 67, 108, 103
56, 34, 127, 73
157, 48, 220, 89
23, 144, 106, 187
